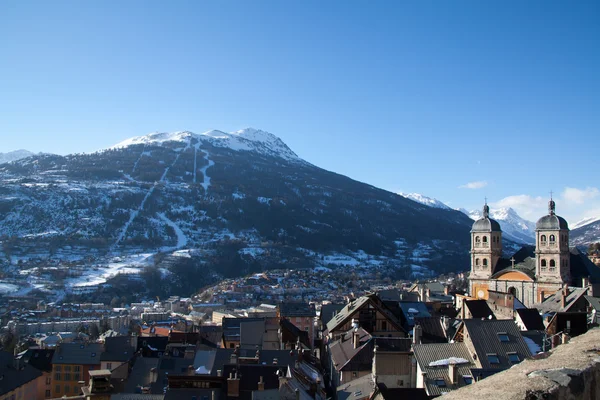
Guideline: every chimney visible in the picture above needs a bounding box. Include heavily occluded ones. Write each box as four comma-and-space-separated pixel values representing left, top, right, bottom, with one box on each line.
150, 367, 157, 383
353, 330, 360, 349
258, 376, 265, 391
561, 292, 567, 309
444, 286, 450, 296
582, 277, 590, 288
227, 372, 240, 398
295, 388, 300, 400
449, 362, 458, 385
413, 325, 422, 345
426, 288, 431, 300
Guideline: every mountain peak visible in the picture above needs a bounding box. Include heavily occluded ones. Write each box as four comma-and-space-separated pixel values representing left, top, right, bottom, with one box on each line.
398, 192, 451, 210
109, 128, 300, 162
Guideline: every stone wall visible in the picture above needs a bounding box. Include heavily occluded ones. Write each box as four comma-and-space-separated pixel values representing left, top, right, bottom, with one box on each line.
441, 328, 600, 400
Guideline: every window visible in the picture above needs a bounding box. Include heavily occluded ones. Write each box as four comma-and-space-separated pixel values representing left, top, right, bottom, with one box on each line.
46, 377, 51, 385
352, 372, 358, 377
487, 354, 500, 364
106, 363, 112, 370
74, 373, 80, 381
463, 376, 473, 385
497, 333, 509, 342
540, 235, 547, 244
483, 259, 488, 267
549, 260, 556, 271
483, 236, 487, 243
475, 258, 480, 266
434, 379, 446, 387
64, 366, 71, 371
55, 385, 60, 394
64, 372, 71, 381
381, 321, 387, 331
54, 372, 61, 381
64, 386, 69, 394
508, 353, 520, 363
229, 343, 235, 348
549, 235, 556, 242
541, 259, 547, 271
45, 390, 51, 398
475, 236, 481, 245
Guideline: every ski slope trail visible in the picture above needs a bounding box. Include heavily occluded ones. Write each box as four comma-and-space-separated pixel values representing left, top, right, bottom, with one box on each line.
199, 149, 215, 192
157, 212, 188, 250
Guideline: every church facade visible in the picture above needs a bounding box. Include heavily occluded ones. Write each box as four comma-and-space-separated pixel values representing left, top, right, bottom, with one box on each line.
468, 200, 599, 308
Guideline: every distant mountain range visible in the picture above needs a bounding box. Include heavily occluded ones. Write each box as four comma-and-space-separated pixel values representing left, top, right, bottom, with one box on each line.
0, 149, 35, 164
0, 129, 476, 296
399, 193, 600, 247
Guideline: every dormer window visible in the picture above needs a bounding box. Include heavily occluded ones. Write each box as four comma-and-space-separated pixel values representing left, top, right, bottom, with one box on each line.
463, 376, 473, 385
507, 353, 520, 363
497, 332, 509, 342
434, 379, 446, 387
487, 353, 500, 364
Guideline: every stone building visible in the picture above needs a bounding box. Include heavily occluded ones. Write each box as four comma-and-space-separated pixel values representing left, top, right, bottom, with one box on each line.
468, 200, 600, 307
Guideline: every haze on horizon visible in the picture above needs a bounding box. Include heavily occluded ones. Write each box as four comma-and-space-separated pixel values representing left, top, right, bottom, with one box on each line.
1, 1, 599, 224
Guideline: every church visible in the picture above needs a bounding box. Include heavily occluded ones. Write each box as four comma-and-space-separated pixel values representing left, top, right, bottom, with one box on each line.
468, 199, 600, 308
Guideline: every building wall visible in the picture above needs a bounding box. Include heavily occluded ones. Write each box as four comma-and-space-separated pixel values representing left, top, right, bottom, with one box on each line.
51, 364, 97, 398
374, 352, 413, 388
0, 374, 45, 400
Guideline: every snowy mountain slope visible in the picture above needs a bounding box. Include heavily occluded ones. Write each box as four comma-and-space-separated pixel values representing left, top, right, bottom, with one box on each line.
109, 128, 300, 162
463, 207, 536, 244
398, 193, 451, 210
0, 150, 35, 164
572, 216, 600, 230
0, 129, 475, 296
571, 218, 600, 246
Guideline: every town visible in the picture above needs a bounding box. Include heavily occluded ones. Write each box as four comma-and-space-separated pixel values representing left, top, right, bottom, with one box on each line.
1, 201, 599, 399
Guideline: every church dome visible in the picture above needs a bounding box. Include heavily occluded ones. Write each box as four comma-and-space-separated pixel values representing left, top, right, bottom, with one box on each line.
471, 204, 502, 232
536, 199, 569, 230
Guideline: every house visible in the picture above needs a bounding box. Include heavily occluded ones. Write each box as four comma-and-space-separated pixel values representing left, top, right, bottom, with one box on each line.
100, 336, 136, 380
546, 312, 588, 340
325, 294, 406, 341
51, 342, 103, 398
278, 357, 326, 400
459, 300, 495, 320
452, 319, 532, 371
328, 328, 373, 387
413, 317, 448, 344
280, 318, 310, 349
0, 351, 45, 400
221, 317, 265, 349
536, 286, 590, 315
514, 308, 545, 331
17, 348, 55, 398
336, 373, 375, 400
371, 337, 413, 389
413, 342, 477, 397
278, 302, 316, 347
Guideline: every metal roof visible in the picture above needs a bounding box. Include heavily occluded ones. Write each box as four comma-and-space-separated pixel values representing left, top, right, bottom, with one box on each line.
412, 342, 476, 397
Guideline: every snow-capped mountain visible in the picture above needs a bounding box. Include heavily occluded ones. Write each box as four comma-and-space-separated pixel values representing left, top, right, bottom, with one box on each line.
463, 207, 536, 244
0, 149, 35, 164
398, 193, 451, 210
109, 128, 301, 162
0, 129, 474, 296
571, 217, 600, 246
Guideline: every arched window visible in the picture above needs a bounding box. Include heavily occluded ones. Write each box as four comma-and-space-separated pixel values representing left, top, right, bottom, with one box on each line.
483, 236, 488, 243
549, 235, 556, 242
483, 259, 488, 267
475, 236, 480, 242
549, 260, 556, 271
540, 235, 547, 245
541, 259, 547, 271
475, 258, 480, 266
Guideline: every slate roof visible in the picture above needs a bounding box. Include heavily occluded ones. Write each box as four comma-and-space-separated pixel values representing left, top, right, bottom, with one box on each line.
491, 246, 537, 278
515, 308, 545, 331
536, 287, 589, 314
412, 342, 476, 397
414, 317, 447, 343
223, 364, 281, 400
584, 295, 600, 311
329, 328, 373, 372
193, 348, 298, 375
240, 319, 265, 349
18, 348, 54, 372
464, 300, 495, 319
336, 372, 375, 400
123, 357, 159, 393
326, 294, 405, 334
373, 337, 412, 352
101, 336, 135, 362
472, 217, 501, 232
52, 342, 104, 365
279, 302, 316, 317
568, 247, 600, 284
0, 351, 43, 396
399, 302, 431, 329
319, 303, 345, 323
459, 319, 532, 370
536, 212, 569, 230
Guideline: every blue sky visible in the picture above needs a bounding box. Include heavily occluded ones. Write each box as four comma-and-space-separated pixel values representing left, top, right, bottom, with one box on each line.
1, 1, 599, 223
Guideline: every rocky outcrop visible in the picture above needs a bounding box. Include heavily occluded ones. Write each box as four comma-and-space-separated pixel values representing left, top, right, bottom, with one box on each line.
441, 328, 600, 400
